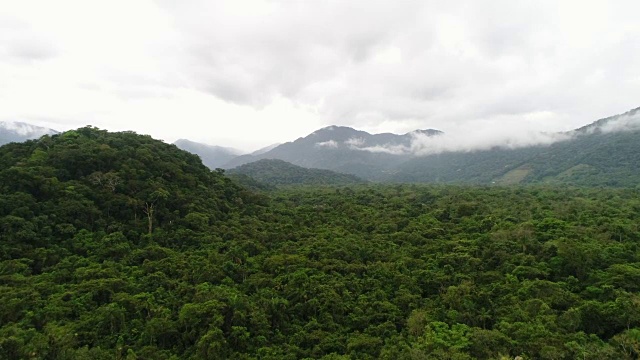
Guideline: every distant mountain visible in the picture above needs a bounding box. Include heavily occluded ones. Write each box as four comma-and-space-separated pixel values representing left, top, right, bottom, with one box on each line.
174, 139, 243, 170
225, 106, 640, 187
0, 121, 58, 146
224, 126, 442, 179
388, 107, 640, 186
573, 106, 640, 135
227, 159, 365, 186
251, 143, 281, 156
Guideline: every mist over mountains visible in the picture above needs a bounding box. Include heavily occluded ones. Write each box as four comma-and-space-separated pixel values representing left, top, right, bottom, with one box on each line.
3, 106, 640, 187
206, 107, 637, 185
173, 139, 242, 169
0, 121, 58, 146
575, 106, 640, 135
221, 107, 640, 186
223, 126, 443, 178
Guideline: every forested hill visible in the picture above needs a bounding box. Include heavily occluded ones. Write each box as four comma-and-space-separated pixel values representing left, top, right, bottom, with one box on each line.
0, 126, 248, 245
227, 158, 365, 186
3, 127, 640, 359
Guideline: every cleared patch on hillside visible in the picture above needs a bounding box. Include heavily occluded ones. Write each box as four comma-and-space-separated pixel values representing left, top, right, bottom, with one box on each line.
495, 165, 532, 185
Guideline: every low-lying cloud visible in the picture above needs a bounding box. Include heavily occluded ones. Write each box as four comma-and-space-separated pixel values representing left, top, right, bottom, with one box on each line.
352, 143, 411, 155
345, 107, 640, 156
0, 121, 56, 137
408, 130, 571, 156
346, 129, 572, 156
344, 112, 579, 156
345, 137, 365, 147
591, 110, 640, 134
315, 140, 339, 148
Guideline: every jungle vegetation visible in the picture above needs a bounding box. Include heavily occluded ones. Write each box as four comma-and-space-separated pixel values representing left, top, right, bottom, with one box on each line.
1, 128, 640, 359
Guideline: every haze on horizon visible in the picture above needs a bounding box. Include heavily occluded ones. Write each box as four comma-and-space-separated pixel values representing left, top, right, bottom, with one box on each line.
1, 0, 639, 153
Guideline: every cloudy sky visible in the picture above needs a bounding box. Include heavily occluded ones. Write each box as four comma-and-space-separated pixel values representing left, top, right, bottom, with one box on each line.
1, 0, 639, 152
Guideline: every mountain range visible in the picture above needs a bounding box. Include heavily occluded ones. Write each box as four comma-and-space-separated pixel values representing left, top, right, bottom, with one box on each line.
387, 107, 640, 186
219, 107, 640, 187
224, 126, 442, 179
3, 106, 640, 187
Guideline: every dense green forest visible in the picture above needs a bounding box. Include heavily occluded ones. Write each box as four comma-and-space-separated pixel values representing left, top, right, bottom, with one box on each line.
2, 128, 640, 359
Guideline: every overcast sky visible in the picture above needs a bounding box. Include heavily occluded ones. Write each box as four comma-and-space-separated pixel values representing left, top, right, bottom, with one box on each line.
1, 0, 639, 152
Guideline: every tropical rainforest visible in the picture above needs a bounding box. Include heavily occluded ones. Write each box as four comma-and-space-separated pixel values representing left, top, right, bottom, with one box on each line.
1, 127, 640, 359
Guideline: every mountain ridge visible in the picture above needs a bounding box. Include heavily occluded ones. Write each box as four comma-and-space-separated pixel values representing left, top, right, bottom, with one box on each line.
3, 106, 639, 187
222, 106, 640, 186
222, 125, 443, 172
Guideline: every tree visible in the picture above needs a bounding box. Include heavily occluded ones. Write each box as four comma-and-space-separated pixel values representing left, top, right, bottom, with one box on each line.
143, 189, 169, 235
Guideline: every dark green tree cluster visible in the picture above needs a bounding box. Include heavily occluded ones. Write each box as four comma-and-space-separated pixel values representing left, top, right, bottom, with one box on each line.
2, 128, 640, 359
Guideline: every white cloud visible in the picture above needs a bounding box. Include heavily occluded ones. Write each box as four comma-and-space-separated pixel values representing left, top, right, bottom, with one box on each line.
315, 140, 339, 148
0, 121, 55, 136
345, 137, 366, 147
407, 111, 575, 155
409, 129, 571, 156
0, 0, 639, 151
352, 143, 410, 155
595, 111, 640, 134
349, 111, 576, 156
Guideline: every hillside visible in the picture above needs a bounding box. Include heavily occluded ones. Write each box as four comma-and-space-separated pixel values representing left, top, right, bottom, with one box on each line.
227, 158, 365, 186
0, 126, 247, 249
2, 128, 640, 359
390, 108, 640, 186
174, 139, 243, 170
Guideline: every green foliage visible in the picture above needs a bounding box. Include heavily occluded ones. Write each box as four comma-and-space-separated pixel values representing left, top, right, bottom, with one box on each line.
2, 128, 640, 358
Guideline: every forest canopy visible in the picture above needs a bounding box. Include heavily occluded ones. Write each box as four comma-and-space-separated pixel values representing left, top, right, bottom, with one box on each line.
1, 128, 640, 359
